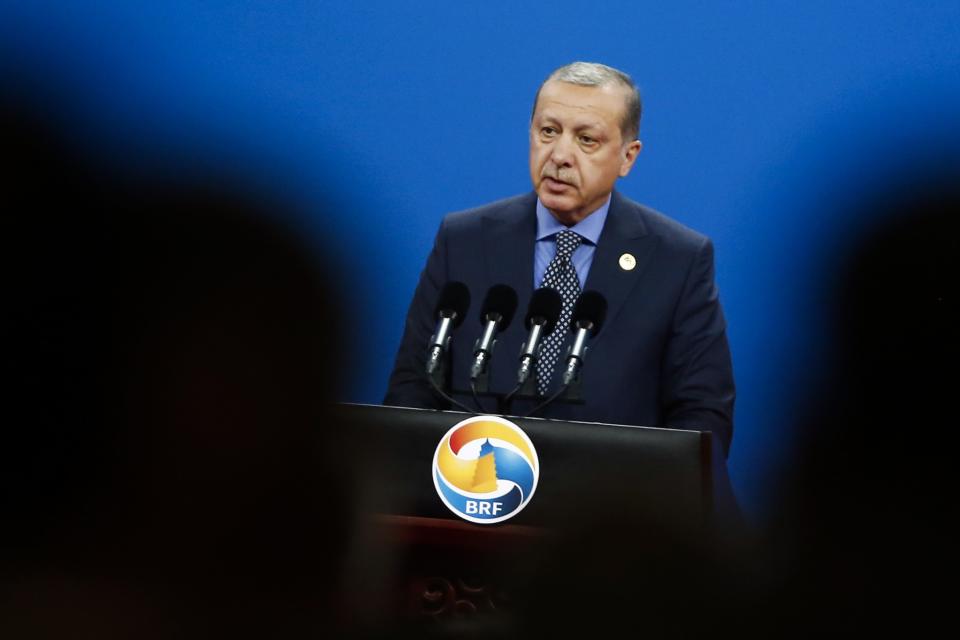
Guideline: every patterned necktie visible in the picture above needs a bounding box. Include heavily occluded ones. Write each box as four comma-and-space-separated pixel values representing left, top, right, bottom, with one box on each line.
536, 229, 583, 395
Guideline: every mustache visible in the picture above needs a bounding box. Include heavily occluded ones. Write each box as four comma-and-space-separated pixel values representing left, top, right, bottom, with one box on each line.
540, 166, 577, 186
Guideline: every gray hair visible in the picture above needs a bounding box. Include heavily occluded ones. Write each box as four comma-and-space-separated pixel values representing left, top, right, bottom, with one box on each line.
532, 61, 642, 142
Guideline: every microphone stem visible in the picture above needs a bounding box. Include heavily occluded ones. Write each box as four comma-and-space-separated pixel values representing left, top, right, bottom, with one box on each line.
517, 322, 545, 384
470, 317, 499, 379
562, 325, 591, 385
569, 326, 589, 358
426, 314, 455, 374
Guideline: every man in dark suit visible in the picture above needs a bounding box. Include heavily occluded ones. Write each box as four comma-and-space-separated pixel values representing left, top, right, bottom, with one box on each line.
384, 62, 735, 454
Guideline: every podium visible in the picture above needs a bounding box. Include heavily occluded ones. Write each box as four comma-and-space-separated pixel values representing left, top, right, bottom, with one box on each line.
330, 403, 732, 626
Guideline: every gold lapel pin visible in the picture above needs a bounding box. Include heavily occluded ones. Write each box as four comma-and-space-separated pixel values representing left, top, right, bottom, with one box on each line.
619, 253, 636, 271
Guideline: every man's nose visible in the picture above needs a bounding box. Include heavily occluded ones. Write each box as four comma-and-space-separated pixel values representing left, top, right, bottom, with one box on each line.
549, 134, 576, 166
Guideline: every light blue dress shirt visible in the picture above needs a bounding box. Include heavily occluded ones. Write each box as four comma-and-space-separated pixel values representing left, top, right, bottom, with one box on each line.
534, 195, 611, 288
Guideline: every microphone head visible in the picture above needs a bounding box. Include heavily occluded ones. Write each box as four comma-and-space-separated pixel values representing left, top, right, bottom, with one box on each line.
479, 284, 519, 330
570, 290, 607, 334
526, 287, 563, 334
435, 281, 471, 328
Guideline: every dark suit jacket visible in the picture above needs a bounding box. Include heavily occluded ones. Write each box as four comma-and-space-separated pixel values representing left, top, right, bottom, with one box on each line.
384, 191, 735, 454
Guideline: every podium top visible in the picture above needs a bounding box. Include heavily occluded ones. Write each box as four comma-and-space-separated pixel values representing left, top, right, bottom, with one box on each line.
332, 403, 720, 530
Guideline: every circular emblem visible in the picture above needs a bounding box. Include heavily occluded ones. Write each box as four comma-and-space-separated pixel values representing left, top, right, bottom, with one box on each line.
619, 253, 637, 271
432, 415, 540, 524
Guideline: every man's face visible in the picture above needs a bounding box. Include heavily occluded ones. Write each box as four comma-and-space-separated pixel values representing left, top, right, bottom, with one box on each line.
529, 80, 642, 225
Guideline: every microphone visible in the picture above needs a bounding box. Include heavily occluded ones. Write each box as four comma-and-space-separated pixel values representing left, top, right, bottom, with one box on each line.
426, 282, 470, 376
470, 284, 518, 381
562, 290, 607, 385
517, 288, 563, 385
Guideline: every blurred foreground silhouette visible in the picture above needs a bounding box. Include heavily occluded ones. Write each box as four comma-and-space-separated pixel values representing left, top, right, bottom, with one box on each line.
1, 92, 351, 638
762, 171, 959, 635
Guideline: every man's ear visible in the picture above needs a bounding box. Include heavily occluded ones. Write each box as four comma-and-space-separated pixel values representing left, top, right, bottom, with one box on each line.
619, 140, 642, 178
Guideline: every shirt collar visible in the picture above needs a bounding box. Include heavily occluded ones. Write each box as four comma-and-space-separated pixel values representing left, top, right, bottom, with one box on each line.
535, 194, 611, 245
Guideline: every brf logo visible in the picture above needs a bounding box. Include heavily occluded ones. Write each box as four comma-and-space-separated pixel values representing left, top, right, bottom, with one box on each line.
432, 415, 540, 524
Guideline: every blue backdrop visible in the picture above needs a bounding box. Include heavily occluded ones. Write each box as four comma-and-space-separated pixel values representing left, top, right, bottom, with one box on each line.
3, 1, 959, 519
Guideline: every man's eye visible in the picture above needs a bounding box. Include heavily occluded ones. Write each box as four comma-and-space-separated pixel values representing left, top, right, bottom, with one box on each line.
541, 127, 557, 136
579, 135, 596, 145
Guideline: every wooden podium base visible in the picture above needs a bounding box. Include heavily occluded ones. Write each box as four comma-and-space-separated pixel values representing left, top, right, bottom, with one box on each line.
339, 514, 547, 627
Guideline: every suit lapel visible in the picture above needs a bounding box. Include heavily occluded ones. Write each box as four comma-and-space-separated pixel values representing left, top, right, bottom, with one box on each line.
482, 193, 537, 300
584, 191, 659, 344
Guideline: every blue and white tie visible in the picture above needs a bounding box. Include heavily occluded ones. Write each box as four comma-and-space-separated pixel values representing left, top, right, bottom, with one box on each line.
536, 230, 582, 395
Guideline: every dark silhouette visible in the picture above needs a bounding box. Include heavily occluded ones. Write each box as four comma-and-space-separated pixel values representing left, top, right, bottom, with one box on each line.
1, 91, 352, 638
763, 171, 959, 635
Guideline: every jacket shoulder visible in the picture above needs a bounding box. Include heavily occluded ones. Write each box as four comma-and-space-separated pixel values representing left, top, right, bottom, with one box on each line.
615, 193, 711, 253
442, 193, 536, 231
